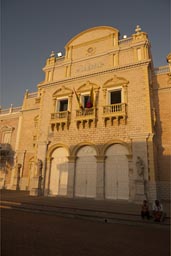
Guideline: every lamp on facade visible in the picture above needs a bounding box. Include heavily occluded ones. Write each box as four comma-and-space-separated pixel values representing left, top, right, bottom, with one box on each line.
57, 52, 62, 57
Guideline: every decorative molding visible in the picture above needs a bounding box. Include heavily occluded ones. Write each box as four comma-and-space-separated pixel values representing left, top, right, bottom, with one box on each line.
103, 75, 129, 89
77, 81, 100, 93
38, 60, 151, 90
52, 85, 73, 98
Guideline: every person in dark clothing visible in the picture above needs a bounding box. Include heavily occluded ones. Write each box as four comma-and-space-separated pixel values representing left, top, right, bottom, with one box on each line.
141, 200, 150, 220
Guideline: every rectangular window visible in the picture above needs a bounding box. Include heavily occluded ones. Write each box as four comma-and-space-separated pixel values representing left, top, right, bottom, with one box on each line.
81, 94, 93, 108
83, 95, 90, 108
58, 99, 68, 112
2, 132, 11, 143
110, 90, 121, 104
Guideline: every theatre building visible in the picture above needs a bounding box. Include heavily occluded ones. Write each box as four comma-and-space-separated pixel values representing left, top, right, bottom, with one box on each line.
0, 26, 170, 202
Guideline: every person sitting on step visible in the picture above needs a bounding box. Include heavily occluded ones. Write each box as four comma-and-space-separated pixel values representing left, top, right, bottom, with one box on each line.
141, 200, 150, 220
152, 200, 165, 222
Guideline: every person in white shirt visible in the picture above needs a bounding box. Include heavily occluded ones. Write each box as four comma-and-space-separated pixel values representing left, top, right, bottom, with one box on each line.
152, 200, 164, 222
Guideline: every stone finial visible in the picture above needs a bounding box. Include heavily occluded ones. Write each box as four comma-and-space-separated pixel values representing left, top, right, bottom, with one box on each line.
166, 53, 171, 79
135, 25, 142, 34
50, 51, 55, 58
166, 53, 171, 64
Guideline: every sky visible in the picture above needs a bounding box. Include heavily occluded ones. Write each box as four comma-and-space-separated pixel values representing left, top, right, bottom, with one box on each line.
0, 0, 170, 108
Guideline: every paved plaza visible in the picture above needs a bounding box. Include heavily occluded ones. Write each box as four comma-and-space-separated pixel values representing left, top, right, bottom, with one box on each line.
1, 208, 170, 256
0, 190, 170, 256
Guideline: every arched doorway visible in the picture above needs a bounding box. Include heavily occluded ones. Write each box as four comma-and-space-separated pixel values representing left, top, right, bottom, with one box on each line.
75, 145, 97, 198
49, 147, 68, 196
105, 144, 129, 200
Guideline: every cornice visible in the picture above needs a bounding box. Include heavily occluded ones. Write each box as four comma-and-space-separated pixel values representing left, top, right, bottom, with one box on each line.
0, 112, 21, 119
21, 107, 40, 113
153, 86, 171, 91
38, 60, 151, 89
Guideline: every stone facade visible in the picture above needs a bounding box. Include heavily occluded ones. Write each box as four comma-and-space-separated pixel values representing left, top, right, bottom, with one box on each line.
0, 26, 170, 202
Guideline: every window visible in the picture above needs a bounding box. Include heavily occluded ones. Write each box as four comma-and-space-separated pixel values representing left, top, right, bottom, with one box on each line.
57, 99, 68, 112
109, 90, 122, 104
81, 94, 93, 108
2, 132, 11, 144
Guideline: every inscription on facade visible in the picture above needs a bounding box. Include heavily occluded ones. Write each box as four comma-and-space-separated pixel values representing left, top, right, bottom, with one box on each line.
76, 62, 104, 73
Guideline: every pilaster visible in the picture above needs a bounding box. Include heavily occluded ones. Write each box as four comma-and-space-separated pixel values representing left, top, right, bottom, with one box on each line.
67, 156, 77, 198
96, 156, 106, 199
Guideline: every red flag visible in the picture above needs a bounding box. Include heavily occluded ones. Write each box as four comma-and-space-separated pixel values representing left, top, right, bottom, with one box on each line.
86, 87, 94, 108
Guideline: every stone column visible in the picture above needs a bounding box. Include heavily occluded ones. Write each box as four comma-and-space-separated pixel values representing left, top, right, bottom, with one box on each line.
146, 133, 157, 201
43, 157, 53, 196
96, 156, 105, 199
16, 163, 22, 190
126, 154, 134, 201
67, 156, 76, 198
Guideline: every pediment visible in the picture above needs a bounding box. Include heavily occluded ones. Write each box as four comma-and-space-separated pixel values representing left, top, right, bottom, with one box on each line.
34, 115, 39, 121
103, 75, 129, 89
77, 81, 100, 93
65, 26, 119, 48
0, 125, 14, 132
52, 86, 73, 98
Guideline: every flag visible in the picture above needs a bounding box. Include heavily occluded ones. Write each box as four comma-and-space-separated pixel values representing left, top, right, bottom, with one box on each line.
90, 86, 94, 107
74, 88, 83, 109
86, 87, 94, 108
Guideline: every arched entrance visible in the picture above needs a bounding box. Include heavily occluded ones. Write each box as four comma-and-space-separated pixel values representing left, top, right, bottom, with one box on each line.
75, 145, 97, 198
105, 144, 129, 200
49, 147, 68, 196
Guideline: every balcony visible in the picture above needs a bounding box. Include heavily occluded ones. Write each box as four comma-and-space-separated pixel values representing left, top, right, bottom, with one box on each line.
0, 144, 14, 165
0, 143, 11, 155
75, 108, 97, 128
103, 103, 127, 125
51, 111, 70, 130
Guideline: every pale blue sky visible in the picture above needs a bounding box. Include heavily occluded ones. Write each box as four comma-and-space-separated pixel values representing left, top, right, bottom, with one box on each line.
1, 0, 170, 108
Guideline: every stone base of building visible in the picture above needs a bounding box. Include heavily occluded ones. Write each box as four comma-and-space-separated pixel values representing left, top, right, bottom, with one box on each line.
156, 181, 171, 201
134, 179, 147, 203
30, 188, 42, 196
29, 176, 42, 196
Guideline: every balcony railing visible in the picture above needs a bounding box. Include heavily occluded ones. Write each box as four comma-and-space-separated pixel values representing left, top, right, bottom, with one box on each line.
0, 143, 12, 155
0, 106, 22, 115
103, 103, 126, 115
119, 37, 132, 47
103, 103, 127, 125
27, 92, 38, 98
76, 108, 95, 118
51, 111, 70, 130
51, 111, 69, 120
75, 108, 97, 128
